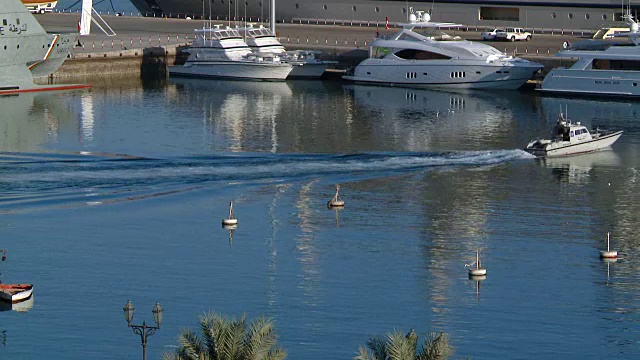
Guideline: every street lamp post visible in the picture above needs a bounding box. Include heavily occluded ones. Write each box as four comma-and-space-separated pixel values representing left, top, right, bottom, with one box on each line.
123, 300, 163, 360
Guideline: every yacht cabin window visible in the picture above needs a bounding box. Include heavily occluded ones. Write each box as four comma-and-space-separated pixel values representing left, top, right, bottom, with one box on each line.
394, 49, 451, 60
371, 46, 391, 59
593, 59, 640, 71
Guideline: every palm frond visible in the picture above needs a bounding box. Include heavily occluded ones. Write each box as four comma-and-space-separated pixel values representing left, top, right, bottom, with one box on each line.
264, 346, 288, 360
161, 350, 181, 360
199, 311, 219, 359
366, 335, 388, 360
244, 316, 278, 360
417, 332, 453, 360
354, 346, 375, 360
176, 328, 204, 360
386, 330, 415, 360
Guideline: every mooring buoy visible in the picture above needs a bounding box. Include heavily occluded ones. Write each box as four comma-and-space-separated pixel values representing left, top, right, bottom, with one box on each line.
466, 249, 487, 277
599, 232, 618, 259
222, 200, 238, 226
327, 184, 345, 208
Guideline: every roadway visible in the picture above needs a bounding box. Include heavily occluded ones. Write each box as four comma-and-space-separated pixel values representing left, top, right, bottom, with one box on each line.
36, 13, 595, 56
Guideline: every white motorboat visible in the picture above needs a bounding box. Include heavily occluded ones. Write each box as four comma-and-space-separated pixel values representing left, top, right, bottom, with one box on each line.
525, 110, 622, 157
238, 24, 337, 78
540, 13, 640, 97
168, 25, 293, 81
342, 8, 542, 89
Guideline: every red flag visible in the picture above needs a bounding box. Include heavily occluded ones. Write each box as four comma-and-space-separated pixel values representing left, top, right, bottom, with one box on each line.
385, 16, 389, 29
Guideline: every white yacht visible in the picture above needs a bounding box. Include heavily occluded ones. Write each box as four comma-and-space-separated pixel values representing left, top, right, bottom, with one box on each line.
239, 24, 337, 78
540, 14, 640, 97
342, 9, 542, 89
168, 25, 293, 81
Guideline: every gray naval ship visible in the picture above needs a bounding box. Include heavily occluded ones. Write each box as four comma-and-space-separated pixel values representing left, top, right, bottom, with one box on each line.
1, 0, 78, 95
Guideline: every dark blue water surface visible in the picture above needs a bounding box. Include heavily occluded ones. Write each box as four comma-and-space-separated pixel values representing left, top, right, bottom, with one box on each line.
1, 79, 639, 359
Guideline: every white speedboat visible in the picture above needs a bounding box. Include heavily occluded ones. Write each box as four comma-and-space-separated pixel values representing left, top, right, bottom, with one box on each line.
168, 25, 293, 81
525, 111, 622, 157
238, 24, 337, 78
342, 8, 542, 89
540, 13, 640, 97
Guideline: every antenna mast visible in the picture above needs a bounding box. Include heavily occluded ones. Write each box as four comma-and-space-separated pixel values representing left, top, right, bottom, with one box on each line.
270, 0, 276, 35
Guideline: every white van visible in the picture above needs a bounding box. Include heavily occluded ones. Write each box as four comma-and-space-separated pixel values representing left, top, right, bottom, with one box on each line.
25, 1, 58, 14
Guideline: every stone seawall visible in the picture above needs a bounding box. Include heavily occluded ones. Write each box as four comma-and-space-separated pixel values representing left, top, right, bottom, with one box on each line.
37, 44, 576, 83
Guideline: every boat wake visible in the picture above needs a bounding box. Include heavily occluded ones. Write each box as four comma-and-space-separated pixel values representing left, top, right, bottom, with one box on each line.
0, 149, 532, 212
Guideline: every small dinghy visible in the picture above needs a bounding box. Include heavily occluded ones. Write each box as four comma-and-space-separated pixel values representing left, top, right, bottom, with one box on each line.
0, 284, 33, 303
525, 109, 622, 157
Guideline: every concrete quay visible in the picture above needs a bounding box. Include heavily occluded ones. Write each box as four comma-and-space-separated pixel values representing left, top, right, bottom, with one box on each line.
36, 13, 586, 81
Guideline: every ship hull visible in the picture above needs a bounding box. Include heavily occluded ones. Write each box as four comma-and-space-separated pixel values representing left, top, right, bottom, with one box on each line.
136, 0, 634, 31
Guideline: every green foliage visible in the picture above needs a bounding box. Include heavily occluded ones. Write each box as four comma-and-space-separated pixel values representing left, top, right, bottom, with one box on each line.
163, 311, 287, 360
354, 329, 453, 360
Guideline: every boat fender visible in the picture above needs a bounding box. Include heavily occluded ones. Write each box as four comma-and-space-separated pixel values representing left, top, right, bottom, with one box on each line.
563, 41, 570, 49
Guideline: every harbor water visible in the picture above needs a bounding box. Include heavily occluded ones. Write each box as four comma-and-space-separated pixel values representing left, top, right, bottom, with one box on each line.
1, 79, 640, 359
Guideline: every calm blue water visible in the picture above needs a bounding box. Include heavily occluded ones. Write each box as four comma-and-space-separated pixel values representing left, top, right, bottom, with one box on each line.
1, 79, 640, 359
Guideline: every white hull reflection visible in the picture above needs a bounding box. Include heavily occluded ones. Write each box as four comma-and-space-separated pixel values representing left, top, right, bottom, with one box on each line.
344, 83, 516, 151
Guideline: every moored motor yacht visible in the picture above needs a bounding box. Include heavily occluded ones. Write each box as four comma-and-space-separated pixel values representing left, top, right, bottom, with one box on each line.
539, 13, 640, 97
525, 110, 622, 157
342, 8, 542, 89
168, 25, 293, 81
238, 24, 337, 78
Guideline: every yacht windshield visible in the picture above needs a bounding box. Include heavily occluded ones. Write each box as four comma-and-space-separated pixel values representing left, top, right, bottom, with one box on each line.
413, 27, 463, 41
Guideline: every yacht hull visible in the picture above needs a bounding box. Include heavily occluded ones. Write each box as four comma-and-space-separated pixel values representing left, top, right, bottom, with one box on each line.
169, 61, 293, 81
540, 69, 640, 97
344, 62, 541, 90
288, 62, 332, 79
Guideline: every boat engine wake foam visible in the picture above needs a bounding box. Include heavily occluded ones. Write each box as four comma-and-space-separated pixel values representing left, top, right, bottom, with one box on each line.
0, 149, 532, 211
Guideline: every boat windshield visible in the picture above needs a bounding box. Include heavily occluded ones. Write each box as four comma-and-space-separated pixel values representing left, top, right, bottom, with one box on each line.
412, 27, 463, 41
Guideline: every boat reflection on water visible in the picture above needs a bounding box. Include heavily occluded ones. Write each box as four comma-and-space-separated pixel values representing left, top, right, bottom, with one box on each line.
539, 150, 622, 184
343, 84, 525, 151
0, 294, 34, 312
168, 77, 293, 153
0, 93, 73, 152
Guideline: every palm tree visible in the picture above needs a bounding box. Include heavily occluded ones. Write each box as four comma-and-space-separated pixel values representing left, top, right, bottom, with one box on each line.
163, 311, 287, 360
354, 329, 452, 360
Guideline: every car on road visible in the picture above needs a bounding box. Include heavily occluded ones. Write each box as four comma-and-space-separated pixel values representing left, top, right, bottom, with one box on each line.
495, 27, 532, 41
480, 28, 505, 41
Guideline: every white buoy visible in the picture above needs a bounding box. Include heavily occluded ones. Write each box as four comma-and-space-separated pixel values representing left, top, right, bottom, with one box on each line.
222, 200, 238, 226
599, 232, 618, 259
327, 184, 345, 208
466, 249, 487, 277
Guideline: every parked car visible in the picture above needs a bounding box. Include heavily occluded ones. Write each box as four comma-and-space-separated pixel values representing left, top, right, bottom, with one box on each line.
480, 28, 505, 41
495, 27, 532, 42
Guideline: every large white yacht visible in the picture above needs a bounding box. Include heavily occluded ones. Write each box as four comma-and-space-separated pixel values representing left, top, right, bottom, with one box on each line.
239, 24, 337, 78
342, 9, 543, 89
540, 14, 640, 97
168, 25, 293, 81
1, 0, 80, 95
